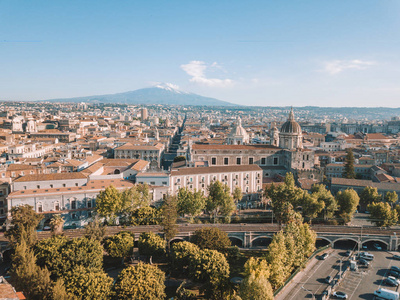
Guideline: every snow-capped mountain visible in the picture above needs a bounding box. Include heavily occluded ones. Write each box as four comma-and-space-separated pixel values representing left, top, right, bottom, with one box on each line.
44, 83, 235, 106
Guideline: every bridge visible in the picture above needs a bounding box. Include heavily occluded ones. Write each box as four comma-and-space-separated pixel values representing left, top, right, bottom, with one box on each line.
1, 223, 399, 250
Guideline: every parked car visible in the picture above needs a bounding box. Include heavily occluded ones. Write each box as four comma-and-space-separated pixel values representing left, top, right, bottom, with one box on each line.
362, 245, 368, 250
373, 243, 382, 250
333, 291, 348, 299
359, 258, 369, 266
389, 270, 400, 278
391, 266, 400, 273
321, 253, 329, 260
385, 276, 400, 287
325, 275, 333, 284
393, 255, 400, 260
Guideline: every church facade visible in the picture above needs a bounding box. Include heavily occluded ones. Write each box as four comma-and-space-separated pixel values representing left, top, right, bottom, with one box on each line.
190, 108, 321, 182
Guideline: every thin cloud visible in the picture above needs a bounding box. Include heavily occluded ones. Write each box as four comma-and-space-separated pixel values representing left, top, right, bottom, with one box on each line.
180, 60, 234, 87
323, 59, 376, 75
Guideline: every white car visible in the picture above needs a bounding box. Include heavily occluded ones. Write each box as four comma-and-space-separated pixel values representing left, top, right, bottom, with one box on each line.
333, 291, 348, 299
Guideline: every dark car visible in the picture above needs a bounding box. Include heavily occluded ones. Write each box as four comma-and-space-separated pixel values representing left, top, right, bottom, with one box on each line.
325, 275, 333, 284
385, 276, 400, 287
358, 258, 369, 266
391, 266, 400, 273
393, 255, 400, 260
389, 270, 400, 278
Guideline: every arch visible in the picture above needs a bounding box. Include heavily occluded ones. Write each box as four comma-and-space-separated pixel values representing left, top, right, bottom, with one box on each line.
251, 236, 272, 248
333, 237, 359, 249
114, 169, 121, 174
316, 237, 332, 248
362, 239, 388, 250
229, 237, 243, 247
169, 237, 187, 245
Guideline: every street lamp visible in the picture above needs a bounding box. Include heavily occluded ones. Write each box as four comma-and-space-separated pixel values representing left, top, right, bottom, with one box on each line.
301, 285, 315, 300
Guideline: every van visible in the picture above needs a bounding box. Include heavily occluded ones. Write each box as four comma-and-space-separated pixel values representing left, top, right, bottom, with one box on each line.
374, 288, 399, 300
360, 252, 374, 261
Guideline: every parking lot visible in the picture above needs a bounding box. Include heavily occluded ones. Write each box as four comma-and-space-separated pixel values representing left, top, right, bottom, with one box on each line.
279, 241, 400, 300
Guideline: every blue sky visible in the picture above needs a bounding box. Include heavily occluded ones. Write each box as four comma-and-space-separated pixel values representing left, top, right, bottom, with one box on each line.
1, 1, 400, 107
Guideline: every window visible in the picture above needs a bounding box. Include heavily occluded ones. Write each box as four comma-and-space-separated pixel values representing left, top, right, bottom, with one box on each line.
211, 157, 217, 165
224, 157, 229, 165
273, 157, 278, 165
37, 185, 40, 189
162, 181, 167, 185
75, 183, 79, 186
63, 184, 66, 187
54, 202, 60, 211
150, 181, 155, 185
261, 158, 266, 165
50, 184, 53, 188
37, 203, 43, 213
71, 200, 77, 210
236, 157, 241, 165
24, 186, 27, 190
87, 200, 92, 208
249, 157, 254, 164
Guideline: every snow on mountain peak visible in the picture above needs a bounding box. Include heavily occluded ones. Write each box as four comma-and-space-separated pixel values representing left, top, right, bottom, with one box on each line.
154, 83, 186, 94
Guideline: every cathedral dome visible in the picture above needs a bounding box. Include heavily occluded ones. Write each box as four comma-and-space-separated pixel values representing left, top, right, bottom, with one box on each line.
280, 108, 301, 134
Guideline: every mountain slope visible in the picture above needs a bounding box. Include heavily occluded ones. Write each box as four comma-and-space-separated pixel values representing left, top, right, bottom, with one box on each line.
45, 83, 236, 106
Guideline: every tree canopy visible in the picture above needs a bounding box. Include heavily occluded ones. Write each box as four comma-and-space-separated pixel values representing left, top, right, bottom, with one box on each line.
239, 257, 273, 300
138, 232, 166, 257
336, 188, 359, 223
206, 180, 235, 223
177, 188, 206, 220
343, 148, 356, 179
191, 227, 231, 252
368, 202, 398, 227
103, 231, 135, 259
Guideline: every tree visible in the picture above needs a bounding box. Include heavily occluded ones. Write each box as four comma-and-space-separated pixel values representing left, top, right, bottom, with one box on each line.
138, 232, 166, 257
336, 188, 360, 223
385, 191, 398, 208
191, 227, 231, 252
189, 249, 230, 299
103, 231, 135, 262
368, 202, 398, 227
50, 214, 65, 236
239, 258, 273, 300
171, 241, 200, 273
177, 188, 206, 220
174, 156, 186, 162
130, 206, 160, 225
35, 236, 104, 279
113, 263, 166, 300
84, 216, 106, 241
265, 231, 289, 289
300, 193, 324, 224
52, 278, 73, 300
161, 195, 178, 251
63, 265, 113, 300
95, 185, 122, 221
343, 148, 356, 179
233, 186, 242, 204
121, 184, 151, 214
360, 186, 381, 208
10, 238, 54, 300
175, 281, 197, 300
311, 184, 337, 219
5, 204, 43, 247
206, 181, 235, 223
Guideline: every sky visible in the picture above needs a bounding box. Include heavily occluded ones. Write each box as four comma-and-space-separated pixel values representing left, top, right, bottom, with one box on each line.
1, 0, 400, 107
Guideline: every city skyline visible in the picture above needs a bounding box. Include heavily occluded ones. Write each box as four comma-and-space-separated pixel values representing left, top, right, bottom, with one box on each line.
1, 1, 400, 107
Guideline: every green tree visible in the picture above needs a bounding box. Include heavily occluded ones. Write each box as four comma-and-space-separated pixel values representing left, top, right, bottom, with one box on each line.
52, 278, 73, 300
95, 185, 122, 221
191, 227, 231, 252
206, 180, 235, 223
35, 236, 103, 279
113, 263, 166, 300
336, 188, 360, 223
189, 249, 230, 299
50, 214, 65, 236
10, 238, 54, 300
174, 155, 186, 162
161, 195, 178, 251
385, 191, 398, 208
360, 186, 381, 208
63, 265, 113, 300
130, 206, 160, 225
177, 188, 206, 220
175, 281, 197, 300
343, 148, 356, 179
171, 241, 200, 273
239, 257, 273, 300
311, 184, 337, 219
103, 231, 135, 262
265, 231, 289, 289
84, 216, 106, 242
121, 184, 151, 214
138, 232, 166, 257
5, 204, 43, 247
300, 193, 324, 224
368, 202, 398, 227
233, 186, 242, 204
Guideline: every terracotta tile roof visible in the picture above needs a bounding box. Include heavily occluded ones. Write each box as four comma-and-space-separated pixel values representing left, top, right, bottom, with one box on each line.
171, 164, 261, 176
331, 177, 400, 192
115, 143, 164, 151
136, 172, 169, 177
192, 144, 279, 150
13, 172, 87, 182
130, 160, 149, 171
7, 164, 38, 171
8, 179, 134, 198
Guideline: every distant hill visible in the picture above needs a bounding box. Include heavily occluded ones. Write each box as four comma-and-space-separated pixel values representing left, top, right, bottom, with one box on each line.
45, 83, 236, 106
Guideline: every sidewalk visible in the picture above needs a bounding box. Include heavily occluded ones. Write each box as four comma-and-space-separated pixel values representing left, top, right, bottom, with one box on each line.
275, 248, 334, 300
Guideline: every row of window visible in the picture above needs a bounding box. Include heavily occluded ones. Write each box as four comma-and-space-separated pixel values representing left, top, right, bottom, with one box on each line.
210, 157, 279, 166
37, 199, 93, 213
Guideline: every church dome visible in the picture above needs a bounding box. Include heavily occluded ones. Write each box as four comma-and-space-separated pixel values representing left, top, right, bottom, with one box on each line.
280, 108, 301, 134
